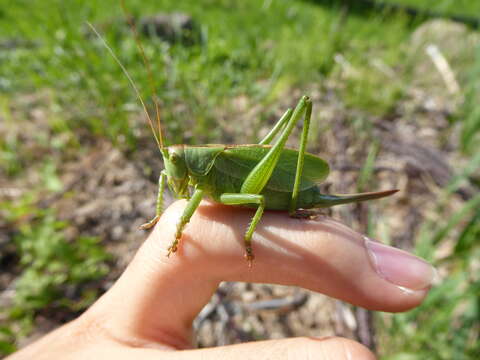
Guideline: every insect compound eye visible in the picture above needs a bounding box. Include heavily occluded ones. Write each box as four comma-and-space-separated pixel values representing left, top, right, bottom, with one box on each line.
170, 152, 179, 164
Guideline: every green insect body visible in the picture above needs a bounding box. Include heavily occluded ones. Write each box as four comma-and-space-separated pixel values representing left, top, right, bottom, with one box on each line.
172, 144, 330, 210
163, 144, 389, 211
91, 10, 397, 265
139, 97, 397, 263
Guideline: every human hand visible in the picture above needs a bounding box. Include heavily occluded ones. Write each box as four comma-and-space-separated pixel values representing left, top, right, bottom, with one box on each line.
8, 200, 435, 360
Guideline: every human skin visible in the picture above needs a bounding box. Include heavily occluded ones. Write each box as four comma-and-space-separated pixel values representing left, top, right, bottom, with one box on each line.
7, 200, 435, 360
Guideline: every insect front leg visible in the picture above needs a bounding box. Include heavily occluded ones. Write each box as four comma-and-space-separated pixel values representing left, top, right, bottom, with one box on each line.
219, 193, 265, 266
168, 187, 204, 257
140, 170, 167, 230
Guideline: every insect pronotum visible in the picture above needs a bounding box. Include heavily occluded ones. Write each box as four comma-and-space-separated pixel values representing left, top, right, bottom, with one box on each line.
89, 1, 398, 265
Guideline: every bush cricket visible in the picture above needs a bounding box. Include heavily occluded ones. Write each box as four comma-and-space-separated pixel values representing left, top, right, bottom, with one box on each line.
89, 3, 397, 265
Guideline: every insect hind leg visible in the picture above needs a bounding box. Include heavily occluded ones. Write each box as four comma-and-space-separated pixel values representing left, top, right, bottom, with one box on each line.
288, 97, 312, 215
258, 108, 293, 145
219, 193, 265, 266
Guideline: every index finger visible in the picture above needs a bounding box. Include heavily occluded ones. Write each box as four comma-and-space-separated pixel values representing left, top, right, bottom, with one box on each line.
83, 200, 434, 349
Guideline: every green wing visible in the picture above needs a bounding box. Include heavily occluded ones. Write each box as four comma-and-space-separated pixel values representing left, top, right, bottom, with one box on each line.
214, 145, 329, 192
184, 145, 226, 176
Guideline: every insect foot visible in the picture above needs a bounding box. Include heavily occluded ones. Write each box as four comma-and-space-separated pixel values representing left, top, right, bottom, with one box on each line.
139, 215, 161, 230
167, 242, 178, 257
244, 247, 255, 267
290, 209, 321, 220
166, 225, 184, 257
167, 233, 181, 257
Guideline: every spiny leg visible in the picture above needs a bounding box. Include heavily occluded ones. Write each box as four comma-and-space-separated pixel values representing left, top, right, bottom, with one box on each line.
168, 187, 204, 257
219, 193, 265, 265
240, 95, 310, 195
140, 170, 167, 230
288, 98, 312, 215
234, 96, 310, 262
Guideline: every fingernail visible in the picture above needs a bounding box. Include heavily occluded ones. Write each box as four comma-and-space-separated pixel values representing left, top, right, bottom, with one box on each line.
365, 238, 436, 291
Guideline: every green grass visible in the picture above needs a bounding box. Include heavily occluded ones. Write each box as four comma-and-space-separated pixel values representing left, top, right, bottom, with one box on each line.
1, 0, 415, 147
458, 47, 480, 154
2, 0, 476, 148
382, 0, 480, 17
379, 194, 480, 360
0, 194, 110, 354
1, 0, 479, 357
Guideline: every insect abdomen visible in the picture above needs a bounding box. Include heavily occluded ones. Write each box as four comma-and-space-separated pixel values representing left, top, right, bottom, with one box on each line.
189, 166, 322, 210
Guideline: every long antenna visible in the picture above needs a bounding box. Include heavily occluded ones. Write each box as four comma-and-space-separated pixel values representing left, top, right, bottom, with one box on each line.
120, 0, 164, 149
87, 22, 163, 150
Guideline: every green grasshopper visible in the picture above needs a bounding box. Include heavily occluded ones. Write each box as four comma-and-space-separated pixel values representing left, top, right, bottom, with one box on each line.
139, 96, 397, 263
90, 7, 397, 265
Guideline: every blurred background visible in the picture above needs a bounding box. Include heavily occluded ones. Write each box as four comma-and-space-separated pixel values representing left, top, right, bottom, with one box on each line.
0, 0, 479, 358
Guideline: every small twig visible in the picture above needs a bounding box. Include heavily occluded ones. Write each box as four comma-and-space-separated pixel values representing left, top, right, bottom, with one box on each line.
244, 294, 308, 312
425, 44, 460, 95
